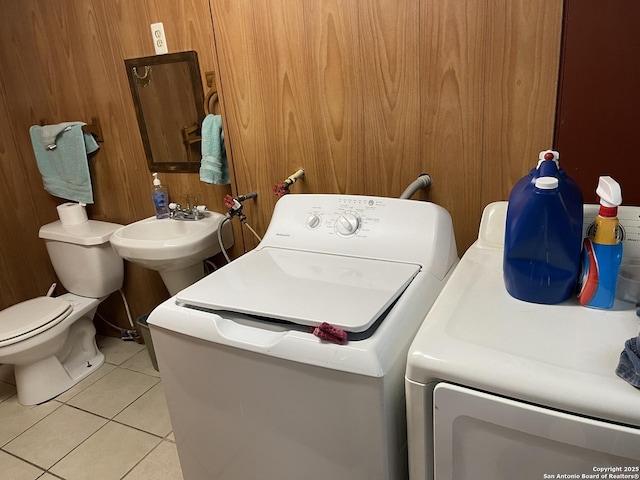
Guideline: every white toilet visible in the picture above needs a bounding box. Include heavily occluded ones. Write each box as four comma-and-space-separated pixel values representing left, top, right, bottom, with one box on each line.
0, 218, 124, 405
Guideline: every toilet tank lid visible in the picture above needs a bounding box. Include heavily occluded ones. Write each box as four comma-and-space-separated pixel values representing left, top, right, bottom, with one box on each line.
39, 220, 124, 245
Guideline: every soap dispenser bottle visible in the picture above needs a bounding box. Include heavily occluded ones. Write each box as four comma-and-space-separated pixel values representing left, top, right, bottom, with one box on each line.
151, 173, 170, 219
578, 176, 623, 309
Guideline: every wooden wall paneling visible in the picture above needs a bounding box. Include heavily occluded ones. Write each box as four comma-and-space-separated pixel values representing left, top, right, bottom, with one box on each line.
0, 1, 72, 309
210, 0, 272, 252
304, 0, 362, 195
252, 1, 315, 168
359, 0, 421, 197
211, 0, 368, 253
68, 1, 146, 226
0, 0, 162, 321
212, 0, 426, 251
247, 0, 317, 241
0, 0, 233, 325
0, 78, 58, 309
420, 0, 487, 254
210, 0, 329, 252
481, 0, 563, 208
0, 1, 72, 223
90, 0, 235, 317
0, 0, 564, 316
110, 0, 243, 258
97, 0, 230, 221
70, 1, 170, 322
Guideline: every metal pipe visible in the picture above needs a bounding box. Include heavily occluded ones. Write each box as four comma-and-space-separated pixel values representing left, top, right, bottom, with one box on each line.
274, 169, 305, 197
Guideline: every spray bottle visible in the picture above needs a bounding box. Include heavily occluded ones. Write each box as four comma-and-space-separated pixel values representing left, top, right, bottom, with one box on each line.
151, 173, 170, 219
577, 176, 623, 309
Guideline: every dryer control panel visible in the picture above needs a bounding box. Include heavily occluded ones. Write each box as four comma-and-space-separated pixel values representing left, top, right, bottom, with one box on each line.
480, 202, 640, 261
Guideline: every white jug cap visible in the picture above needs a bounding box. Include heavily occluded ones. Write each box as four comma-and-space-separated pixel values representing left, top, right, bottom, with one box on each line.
535, 177, 558, 190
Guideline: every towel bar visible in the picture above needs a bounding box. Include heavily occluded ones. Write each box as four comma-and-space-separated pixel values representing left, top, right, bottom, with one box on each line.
39, 117, 103, 143
182, 123, 201, 145
83, 117, 103, 143
204, 71, 219, 115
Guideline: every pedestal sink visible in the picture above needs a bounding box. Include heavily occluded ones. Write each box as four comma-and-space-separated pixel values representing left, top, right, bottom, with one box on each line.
109, 212, 233, 295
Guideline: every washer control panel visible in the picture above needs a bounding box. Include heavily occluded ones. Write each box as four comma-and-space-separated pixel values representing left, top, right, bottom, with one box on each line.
259, 194, 456, 270
297, 196, 388, 239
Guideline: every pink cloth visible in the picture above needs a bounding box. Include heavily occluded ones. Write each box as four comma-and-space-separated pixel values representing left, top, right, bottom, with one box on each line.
312, 322, 348, 345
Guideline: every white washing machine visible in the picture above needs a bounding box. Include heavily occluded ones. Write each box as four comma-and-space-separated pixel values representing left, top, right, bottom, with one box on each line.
406, 201, 640, 480
148, 194, 458, 480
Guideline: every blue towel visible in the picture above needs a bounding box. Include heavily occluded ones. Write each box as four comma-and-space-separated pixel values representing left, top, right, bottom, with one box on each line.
616, 335, 640, 388
199, 114, 230, 185
30, 122, 99, 204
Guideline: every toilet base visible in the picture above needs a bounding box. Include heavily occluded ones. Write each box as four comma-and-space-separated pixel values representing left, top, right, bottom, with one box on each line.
13, 317, 105, 405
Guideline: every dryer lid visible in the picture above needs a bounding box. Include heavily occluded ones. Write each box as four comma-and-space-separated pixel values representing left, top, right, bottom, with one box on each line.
176, 247, 420, 333
0, 296, 72, 344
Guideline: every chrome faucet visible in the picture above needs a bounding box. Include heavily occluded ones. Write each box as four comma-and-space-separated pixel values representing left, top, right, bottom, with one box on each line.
169, 201, 207, 221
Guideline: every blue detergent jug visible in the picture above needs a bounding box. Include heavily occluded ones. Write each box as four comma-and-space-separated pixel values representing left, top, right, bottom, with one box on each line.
503, 150, 584, 304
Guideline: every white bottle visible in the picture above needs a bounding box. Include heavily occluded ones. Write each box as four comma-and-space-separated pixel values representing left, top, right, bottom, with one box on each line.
151, 173, 170, 219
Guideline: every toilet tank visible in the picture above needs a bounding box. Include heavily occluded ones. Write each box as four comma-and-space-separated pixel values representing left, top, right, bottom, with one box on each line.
39, 220, 124, 298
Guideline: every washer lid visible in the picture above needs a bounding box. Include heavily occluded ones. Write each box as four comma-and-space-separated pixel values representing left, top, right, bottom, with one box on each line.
0, 296, 72, 344
176, 247, 420, 333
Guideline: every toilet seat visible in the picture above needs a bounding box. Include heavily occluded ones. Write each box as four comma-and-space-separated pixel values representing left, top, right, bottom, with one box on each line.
0, 297, 72, 347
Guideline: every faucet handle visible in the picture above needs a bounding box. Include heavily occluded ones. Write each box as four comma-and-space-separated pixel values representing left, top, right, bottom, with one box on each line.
196, 205, 208, 212
183, 194, 195, 210
169, 203, 179, 210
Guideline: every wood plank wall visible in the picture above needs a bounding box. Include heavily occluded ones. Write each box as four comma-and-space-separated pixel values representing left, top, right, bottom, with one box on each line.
0, 0, 563, 331
0, 0, 235, 327
211, 0, 563, 254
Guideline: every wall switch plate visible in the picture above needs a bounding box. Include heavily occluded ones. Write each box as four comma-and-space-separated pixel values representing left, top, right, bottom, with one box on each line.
150, 22, 168, 55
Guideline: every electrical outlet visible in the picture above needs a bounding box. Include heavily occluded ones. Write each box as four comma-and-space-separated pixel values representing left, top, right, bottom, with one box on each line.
150, 22, 168, 55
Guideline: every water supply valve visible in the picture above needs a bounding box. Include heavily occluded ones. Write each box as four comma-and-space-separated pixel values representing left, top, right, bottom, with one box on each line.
273, 169, 305, 197
224, 192, 258, 219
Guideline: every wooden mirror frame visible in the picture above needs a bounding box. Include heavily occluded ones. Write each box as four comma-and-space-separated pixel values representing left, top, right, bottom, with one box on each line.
125, 51, 205, 173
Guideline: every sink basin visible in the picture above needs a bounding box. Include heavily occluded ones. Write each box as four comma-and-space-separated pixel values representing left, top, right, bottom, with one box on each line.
110, 212, 233, 295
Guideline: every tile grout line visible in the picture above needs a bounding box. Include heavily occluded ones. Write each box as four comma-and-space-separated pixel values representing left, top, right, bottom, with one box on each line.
21, 403, 172, 478
0, 446, 48, 476
0, 396, 64, 449
117, 436, 166, 480
1, 340, 169, 478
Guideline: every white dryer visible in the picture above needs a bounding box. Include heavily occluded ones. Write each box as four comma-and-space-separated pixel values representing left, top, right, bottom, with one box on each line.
406, 201, 640, 480
148, 194, 458, 480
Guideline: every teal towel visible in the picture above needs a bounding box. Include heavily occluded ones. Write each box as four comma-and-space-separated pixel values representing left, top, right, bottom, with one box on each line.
30, 122, 99, 204
199, 114, 230, 185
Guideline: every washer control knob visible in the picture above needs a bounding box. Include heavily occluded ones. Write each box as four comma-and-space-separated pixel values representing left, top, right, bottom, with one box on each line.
335, 213, 360, 236
306, 214, 321, 229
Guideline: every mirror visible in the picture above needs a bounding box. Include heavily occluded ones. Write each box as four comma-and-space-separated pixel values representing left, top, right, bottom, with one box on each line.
125, 51, 205, 173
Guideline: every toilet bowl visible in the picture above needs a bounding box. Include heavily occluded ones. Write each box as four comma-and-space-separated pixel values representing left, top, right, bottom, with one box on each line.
0, 214, 124, 405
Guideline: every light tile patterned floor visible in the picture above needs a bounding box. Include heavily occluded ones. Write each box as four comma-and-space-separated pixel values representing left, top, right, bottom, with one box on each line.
0, 336, 184, 480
